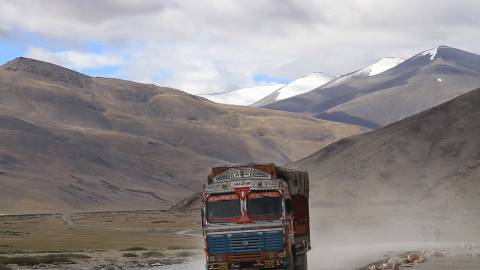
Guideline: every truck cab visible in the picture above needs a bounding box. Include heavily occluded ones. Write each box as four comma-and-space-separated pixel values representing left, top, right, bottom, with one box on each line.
201, 164, 310, 270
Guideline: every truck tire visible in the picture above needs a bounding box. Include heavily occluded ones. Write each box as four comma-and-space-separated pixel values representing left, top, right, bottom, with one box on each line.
294, 254, 307, 270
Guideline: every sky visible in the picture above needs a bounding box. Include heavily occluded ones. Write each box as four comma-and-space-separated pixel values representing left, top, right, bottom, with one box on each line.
0, 0, 479, 95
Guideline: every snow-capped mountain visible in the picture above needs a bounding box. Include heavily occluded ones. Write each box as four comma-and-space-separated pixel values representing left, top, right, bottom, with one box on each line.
264, 46, 480, 128
204, 58, 401, 108
252, 72, 336, 107
321, 57, 405, 88
202, 84, 284, 106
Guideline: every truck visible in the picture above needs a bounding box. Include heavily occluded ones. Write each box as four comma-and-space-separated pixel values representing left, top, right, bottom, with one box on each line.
201, 163, 311, 270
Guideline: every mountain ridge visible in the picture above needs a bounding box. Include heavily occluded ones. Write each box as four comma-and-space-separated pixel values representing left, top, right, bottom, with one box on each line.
264, 46, 480, 128
0, 57, 366, 214
292, 86, 480, 212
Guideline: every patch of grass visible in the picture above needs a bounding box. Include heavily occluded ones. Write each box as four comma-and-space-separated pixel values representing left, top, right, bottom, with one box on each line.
0, 210, 201, 252
121, 247, 147, 251
176, 250, 196, 257
142, 251, 165, 258
167, 245, 200, 250
122, 253, 138, 258
0, 264, 12, 270
166, 245, 183, 250
0, 251, 21, 255
0, 249, 86, 255
0, 254, 91, 266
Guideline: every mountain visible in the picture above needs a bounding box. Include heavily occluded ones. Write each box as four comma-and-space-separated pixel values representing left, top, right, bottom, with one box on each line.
203, 72, 336, 107
201, 84, 284, 106
0, 57, 366, 214
291, 88, 480, 243
252, 72, 336, 107
293, 87, 480, 216
264, 46, 480, 128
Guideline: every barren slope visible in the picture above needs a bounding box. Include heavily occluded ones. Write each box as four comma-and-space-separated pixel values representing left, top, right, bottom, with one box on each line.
0, 57, 366, 214
291, 87, 480, 244
293, 87, 480, 216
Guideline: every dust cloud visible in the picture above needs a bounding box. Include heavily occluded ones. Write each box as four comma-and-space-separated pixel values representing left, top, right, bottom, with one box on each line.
307, 208, 480, 269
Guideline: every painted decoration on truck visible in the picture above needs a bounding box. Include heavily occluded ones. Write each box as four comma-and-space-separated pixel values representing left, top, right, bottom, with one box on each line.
213, 168, 271, 182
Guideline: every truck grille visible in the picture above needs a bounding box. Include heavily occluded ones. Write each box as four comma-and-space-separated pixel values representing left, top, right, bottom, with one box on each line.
207, 230, 283, 254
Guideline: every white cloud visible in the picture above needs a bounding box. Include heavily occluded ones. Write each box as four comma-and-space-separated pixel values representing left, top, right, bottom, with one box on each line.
2, 0, 480, 94
26, 47, 124, 70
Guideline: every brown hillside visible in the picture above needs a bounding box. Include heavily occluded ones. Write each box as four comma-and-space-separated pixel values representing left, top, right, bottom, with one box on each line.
0, 57, 366, 214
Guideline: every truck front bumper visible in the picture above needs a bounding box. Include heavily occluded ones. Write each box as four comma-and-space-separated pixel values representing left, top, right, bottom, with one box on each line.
207, 259, 288, 270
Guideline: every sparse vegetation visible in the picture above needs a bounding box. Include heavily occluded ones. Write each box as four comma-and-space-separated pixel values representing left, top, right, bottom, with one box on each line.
121, 246, 147, 251
0, 249, 85, 255
0, 210, 201, 252
0, 254, 90, 266
0, 264, 12, 270
167, 245, 184, 250
176, 250, 196, 257
142, 251, 165, 258
122, 253, 138, 258
167, 245, 201, 250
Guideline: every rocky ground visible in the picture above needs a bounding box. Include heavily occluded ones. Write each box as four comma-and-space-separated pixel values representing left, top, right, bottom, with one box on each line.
362, 243, 480, 270
0, 250, 201, 270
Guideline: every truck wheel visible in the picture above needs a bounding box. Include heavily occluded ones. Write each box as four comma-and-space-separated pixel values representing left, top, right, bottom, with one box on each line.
294, 253, 307, 270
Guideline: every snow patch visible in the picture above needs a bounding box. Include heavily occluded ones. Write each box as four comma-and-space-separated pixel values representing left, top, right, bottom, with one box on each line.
359, 57, 406, 76
325, 57, 404, 88
275, 73, 335, 100
202, 84, 284, 106
421, 47, 439, 60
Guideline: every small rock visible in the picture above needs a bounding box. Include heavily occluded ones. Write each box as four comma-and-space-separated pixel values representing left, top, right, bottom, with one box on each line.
406, 254, 419, 263
387, 257, 403, 265
432, 251, 446, 257
381, 262, 400, 270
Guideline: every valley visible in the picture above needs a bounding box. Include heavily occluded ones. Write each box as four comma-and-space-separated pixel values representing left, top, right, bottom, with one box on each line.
0, 210, 201, 270
1, 47, 480, 270
1, 1, 480, 269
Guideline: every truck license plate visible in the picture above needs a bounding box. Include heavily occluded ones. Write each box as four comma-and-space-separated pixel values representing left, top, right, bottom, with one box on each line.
264, 260, 274, 268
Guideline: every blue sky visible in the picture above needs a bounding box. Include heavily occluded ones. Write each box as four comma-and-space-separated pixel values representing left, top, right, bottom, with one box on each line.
0, 31, 123, 77
0, 30, 292, 91
0, 41, 24, 64
1, 0, 479, 94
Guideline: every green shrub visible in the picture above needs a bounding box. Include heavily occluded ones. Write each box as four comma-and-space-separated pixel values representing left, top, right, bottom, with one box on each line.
0, 254, 90, 266
176, 250, 196, 257
142, 251, 165, 258
121, 247, 147, 251
0, 264, 12, 270
122, 253, 138, 258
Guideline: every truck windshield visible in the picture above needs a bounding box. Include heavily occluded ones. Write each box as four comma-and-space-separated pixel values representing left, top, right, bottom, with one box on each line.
206, 194, 240, 223
247, 191, 282, 220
